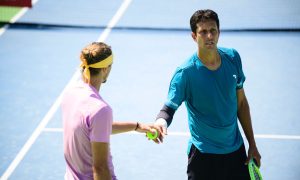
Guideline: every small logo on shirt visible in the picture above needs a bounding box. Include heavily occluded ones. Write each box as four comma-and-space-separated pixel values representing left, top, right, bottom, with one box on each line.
169, 101, 179, 108
233, 74, 237, 79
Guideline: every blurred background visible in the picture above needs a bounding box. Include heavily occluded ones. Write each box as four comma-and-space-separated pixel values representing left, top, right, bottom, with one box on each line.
1, 0, 300, 179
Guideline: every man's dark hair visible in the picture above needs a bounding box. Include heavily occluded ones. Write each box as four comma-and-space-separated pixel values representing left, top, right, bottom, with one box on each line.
190, 9, 220, 33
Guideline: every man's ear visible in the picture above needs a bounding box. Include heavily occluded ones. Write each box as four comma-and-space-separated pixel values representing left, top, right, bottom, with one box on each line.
191, 32, 197, 41
101, 67, 108, 73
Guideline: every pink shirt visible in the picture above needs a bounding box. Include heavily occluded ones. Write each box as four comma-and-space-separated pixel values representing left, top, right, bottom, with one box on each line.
61, 81, 116, 180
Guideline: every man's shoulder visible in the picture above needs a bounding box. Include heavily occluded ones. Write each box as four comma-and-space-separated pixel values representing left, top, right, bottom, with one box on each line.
92, 97, 111, 112
177, 53, 197, 71
76, 89, 111, 117
87, 99, 112, 120
218, 47, 240, 60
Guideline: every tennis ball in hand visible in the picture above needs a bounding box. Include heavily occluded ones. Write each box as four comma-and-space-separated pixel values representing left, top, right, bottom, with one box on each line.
146, 129, 158, 140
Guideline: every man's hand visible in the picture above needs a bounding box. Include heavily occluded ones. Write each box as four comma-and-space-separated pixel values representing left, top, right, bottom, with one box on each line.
246, 145, 261, 167
154, 118, 168, 143
136, 122, 165, 144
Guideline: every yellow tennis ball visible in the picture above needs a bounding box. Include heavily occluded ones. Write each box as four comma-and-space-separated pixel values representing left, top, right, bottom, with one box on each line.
147, 129, 158, 140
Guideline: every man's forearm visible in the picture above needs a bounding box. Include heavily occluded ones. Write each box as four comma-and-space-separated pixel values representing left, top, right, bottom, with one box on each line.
93, 165, 111, 180
238, 98, 256, 146
112, 121, 137, 134
156, 105, 175, 127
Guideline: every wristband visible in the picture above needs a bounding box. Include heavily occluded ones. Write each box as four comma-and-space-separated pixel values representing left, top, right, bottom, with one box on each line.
135, 122, 139, 131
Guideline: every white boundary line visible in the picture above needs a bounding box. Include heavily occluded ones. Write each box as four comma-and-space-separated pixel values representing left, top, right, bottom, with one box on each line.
0, 0, 39, 36
43, 128, 300, 140
0, 1, 132, 179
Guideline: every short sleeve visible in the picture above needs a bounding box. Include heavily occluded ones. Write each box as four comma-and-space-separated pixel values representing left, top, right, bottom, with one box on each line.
90, 106, 112, 143
233, 49, 246, 89
165, 68, 187, 110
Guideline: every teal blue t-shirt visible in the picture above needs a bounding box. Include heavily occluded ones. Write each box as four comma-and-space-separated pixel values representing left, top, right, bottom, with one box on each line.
166, 47, 245, 154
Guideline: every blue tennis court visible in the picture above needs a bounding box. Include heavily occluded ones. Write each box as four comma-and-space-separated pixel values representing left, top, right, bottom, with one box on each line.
1, 0, 300, 179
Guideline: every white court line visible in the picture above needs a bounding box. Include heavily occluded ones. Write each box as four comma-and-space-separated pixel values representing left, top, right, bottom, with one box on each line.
0, 1, 132, 179
43, 128, 300, 140
0, 0, 39, 36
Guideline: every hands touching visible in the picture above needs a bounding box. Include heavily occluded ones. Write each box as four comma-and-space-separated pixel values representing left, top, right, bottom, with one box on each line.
135, 118, 168, 144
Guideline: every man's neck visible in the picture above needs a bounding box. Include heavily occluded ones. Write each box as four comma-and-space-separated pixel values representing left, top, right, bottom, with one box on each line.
84, 77, 101, 92
198, 49, 221, 70
91, 81, 101, 91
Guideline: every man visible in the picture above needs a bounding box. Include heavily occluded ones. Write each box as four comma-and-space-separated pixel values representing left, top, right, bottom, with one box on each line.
155, 9, 261, 179
61, 42, 162, 180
